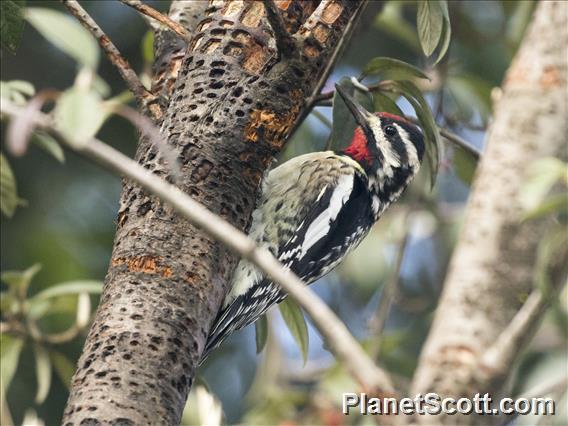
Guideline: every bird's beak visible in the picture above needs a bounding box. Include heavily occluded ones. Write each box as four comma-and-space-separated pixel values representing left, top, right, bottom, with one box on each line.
335, 84, 372, 130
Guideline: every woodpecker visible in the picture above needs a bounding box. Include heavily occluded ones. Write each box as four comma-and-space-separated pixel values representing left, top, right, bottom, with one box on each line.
203, 85, 424, 359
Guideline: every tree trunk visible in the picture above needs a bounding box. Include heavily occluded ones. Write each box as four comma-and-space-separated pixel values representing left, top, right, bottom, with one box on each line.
62, 1, 367, 424
410, 1, 567, 424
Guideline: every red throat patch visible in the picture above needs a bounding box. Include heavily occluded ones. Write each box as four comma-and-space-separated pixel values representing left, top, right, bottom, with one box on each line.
343, 127, 372, 165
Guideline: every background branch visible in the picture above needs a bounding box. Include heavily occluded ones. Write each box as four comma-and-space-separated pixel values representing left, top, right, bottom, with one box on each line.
61, 0, 156, 113
480, 282, 566, 383
367, 210, 411, 360
118, 0, 191, 41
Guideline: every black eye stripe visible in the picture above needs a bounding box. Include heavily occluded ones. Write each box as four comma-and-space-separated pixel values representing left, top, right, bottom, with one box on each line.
387, 131, 408, 165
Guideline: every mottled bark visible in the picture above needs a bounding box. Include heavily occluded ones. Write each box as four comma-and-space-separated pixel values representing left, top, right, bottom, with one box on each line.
62, 1, 367, 424
410, 1, 567, 424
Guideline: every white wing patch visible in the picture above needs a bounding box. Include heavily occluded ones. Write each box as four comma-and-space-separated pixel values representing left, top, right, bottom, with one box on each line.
300, 174, 354, 258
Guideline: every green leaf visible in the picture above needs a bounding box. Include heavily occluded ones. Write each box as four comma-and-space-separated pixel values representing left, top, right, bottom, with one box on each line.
417, 1, 443, 57
279, 298, 309, 364
453, 146, 478, 186
373, 91, 404, 116
1, 263, 41, 299
0, 333, 24, 392
523, 193, 568, 222
142, 30, 154, 64
447, 74, 492, 121
54, 87, 108, 147
93, 75, 111, 98
32, 132, 65, 163
50, 351, 75, 389
1, 80, 35, 106
33, 344, 52, 404
0, 152, 23, 217
329, 77, 374, 151
506, 1, 536, 51
31, 280, 103, 300
374, 2, 420, 53
0, 1, 26, 54
0, 288, 15, 315
25, 8, 99, 69
416, 1, 451, 63
3, 80, 35, 97
27, 297, 51, 320
520, 158, 567, 211
254, 314, 268, 354
534, 225, 568, 296
434, 1, 451, 64
75, 293, 92, 328
362, 57, 430, 81
390, 80, 441, 188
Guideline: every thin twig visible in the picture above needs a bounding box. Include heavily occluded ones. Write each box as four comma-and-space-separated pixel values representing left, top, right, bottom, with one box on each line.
367, 211, 411, 359
1, 101, 396, 396
311, 109, 332, 129
61, 0, 157, 115
109, 103, 181, 180
480, 282, 566, 377
118, 0, 191, 41
263, 0, 296, 58
313, 81, 390, 107
517, 377, 568, 402
407, 116, 482, 160
498, 378, 568, 425
439, 125, 482, 159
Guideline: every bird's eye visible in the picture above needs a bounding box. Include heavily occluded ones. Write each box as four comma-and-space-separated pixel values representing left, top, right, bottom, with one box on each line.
384, 125, 397, 136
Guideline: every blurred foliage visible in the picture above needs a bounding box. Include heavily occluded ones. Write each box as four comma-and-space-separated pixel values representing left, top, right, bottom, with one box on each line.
416, 0, 451, 64
1, 1, 565, 425
0, 264, 102, 424
0, 0, 26, 55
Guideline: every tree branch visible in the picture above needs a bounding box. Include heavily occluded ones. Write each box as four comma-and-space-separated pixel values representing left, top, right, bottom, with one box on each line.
410, 3, 567, 423
118, 0, 191, 41
263, 0, 296, 58
480, 282, 566, 381
407, 116, 482, 160
61, 0, 157, 115
438, 125, 481, 160
367, 210, 411, 359
0, 101, 395, 396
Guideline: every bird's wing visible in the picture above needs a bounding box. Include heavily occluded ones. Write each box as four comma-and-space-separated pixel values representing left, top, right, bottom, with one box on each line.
203, 161, 373, 357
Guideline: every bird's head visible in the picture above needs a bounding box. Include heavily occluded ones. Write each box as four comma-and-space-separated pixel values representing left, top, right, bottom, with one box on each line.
336, 85, 424, 198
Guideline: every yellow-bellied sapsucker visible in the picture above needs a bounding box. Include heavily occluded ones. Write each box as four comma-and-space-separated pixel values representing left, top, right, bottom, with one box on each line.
203, 86, 424, 358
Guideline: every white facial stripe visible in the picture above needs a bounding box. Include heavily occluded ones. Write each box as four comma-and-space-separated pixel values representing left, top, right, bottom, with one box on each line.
369, 116, 400, 175
393, 123, 419, 168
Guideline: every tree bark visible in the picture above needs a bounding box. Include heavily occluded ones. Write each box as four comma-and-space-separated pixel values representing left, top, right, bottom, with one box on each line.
410, 1, 567, 424
62, 1, 367, 424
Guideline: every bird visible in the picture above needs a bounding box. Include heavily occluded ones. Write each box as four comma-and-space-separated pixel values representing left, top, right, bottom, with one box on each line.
202, 85, 425, 360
